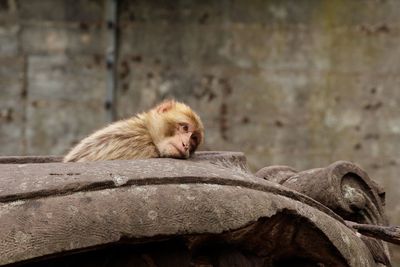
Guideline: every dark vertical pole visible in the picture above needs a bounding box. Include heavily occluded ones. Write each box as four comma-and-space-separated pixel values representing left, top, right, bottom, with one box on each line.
105, 0, 118, 122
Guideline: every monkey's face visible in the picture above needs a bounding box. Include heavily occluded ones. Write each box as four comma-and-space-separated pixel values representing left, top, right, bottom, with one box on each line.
148, 99, 204, 159
157, 122, 202, 159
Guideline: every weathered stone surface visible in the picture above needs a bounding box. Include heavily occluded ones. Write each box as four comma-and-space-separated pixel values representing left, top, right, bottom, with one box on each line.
20, 24, 105, 55
27, 55, 106, 101
256, 161, 387, 224
0, 57, 25, 155
25, 54, 106, 155
0, 25, 19, 56
0, 152, 377, 266
256, 160, 391, 264
17, 0, 105, 22
0, 155, 61, 164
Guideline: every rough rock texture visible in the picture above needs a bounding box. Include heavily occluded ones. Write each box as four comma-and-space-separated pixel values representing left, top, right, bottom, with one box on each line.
256, 161, 392, 265
256, 161, 387, 225
0, 152, 388, 266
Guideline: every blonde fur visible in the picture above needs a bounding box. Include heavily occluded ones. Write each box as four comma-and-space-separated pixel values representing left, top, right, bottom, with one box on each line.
63, 100, 204, 162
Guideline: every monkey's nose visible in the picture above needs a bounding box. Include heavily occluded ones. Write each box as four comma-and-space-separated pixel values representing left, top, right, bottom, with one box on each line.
182, 142, 189, 151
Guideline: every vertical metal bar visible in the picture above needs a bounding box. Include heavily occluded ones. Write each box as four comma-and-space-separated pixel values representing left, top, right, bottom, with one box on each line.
105, 0, 118, 122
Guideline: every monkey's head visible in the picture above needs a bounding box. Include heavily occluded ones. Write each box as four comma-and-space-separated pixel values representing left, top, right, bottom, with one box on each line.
148, 100, 204, 159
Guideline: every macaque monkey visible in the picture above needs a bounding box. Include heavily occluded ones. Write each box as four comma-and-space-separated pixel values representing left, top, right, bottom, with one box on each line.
63, 100, 204, 162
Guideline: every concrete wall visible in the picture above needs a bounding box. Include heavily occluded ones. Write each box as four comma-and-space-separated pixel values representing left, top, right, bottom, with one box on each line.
1, 0, 400, 263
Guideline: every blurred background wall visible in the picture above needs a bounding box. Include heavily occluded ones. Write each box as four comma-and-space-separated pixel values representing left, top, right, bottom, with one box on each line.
1, 0, 399, 263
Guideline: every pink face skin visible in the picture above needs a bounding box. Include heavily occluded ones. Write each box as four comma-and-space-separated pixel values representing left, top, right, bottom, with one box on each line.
157, 123, 201, 159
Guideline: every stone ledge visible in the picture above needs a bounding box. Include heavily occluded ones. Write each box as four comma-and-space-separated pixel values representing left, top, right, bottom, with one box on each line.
0, 152, 388, 266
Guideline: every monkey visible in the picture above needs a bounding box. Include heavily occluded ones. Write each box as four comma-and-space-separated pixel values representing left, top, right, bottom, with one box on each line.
63, 100, 204, 162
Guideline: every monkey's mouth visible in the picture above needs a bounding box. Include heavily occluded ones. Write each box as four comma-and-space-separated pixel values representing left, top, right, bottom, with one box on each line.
172, 144, 188, 158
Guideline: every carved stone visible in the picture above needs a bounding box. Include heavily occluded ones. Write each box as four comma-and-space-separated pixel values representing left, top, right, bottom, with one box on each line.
0, 152, 391, 266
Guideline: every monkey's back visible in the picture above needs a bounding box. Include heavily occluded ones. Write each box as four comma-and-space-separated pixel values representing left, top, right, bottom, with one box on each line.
63, 116, 157, 162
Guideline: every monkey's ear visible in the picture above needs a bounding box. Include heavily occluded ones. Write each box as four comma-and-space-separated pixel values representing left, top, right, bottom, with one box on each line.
155, 100, 175, 113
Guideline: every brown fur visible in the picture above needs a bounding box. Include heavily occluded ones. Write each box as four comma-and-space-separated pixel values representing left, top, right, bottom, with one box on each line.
63, 100, 204, 162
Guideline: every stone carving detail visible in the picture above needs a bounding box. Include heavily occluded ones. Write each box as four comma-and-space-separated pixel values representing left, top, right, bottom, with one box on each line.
255, 161, 386, 225
0, 152, 393, 266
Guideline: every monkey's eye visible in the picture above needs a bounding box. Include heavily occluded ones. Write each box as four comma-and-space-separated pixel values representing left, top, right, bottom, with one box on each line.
179, 123, 189, 132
